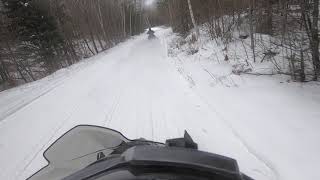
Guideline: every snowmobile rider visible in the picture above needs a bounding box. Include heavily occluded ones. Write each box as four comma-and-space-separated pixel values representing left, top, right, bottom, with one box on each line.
147, 28, 155, 35
147, 28, 156, 39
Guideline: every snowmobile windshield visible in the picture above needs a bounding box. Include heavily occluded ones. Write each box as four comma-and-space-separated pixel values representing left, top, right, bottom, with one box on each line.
28, 125, 130, 180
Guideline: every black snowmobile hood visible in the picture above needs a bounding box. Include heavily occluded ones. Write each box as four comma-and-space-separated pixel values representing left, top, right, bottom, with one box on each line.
63, 145, 245, 180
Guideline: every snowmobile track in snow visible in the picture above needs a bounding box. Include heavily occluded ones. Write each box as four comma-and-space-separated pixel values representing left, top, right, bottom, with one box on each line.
0, 81, 65, 124
14, 102, 83, 180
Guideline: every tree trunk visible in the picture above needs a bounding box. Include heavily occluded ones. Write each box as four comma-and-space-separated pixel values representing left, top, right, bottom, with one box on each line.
129, 3, 132, 36
122, 3, 126, 38
249, 0, 256, 62
83, 38, 95, 55
0, 51, 10, 81
300, 49, 306, 82
4, 41, 28, 82
187, 0, 200, 38
85, 12, 99, 54
266, 0, 273, 35
311, 0, 319, 80
97, 0, 108, 43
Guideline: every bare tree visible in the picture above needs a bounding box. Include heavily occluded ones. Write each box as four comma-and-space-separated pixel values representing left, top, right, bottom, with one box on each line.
187, 0, 199, 38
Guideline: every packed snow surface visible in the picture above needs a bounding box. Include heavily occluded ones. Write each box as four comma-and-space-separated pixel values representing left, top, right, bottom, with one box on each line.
0, 27, 319, 180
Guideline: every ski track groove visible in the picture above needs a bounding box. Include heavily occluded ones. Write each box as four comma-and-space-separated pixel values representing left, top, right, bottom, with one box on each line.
0, 81, 65, 124
0, 63, 91, 124
149, 98, 154, 141
14, 101, 83, 180
169, 56, 279, 180
103, 93, 121, 127
190, 87, 279, 180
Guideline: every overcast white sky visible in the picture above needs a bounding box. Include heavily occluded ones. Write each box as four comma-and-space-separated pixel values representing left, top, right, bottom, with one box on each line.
145, 0, 156, 6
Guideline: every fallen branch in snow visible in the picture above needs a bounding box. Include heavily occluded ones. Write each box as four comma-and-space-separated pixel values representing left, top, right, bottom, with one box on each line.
203, 68, 218, 81
240, 72, 318, 82
203, 69, 238, 87
232, 64, 252, 75
239, 72, 290, 76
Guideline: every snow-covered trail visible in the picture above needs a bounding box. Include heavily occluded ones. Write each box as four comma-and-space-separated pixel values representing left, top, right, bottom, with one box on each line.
1, 28, 274, 180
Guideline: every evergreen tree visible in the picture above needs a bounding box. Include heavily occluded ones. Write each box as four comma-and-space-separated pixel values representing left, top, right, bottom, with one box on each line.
2, 0, 65, 72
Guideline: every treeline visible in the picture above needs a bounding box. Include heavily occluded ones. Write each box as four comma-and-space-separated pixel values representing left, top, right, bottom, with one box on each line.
0, 0, 146, 90
157, 0, 319, 81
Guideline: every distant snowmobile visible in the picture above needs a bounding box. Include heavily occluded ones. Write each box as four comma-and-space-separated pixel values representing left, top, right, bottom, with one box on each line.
28, 125, 254, 180
147, 28, 156, 40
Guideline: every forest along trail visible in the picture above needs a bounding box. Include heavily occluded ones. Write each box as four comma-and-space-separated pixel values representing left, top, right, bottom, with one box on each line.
0, 28, 273, 180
